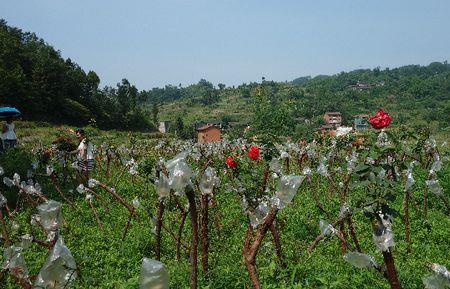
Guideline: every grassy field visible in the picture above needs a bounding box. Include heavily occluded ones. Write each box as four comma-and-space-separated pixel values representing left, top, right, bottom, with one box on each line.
0, 122, 449, 289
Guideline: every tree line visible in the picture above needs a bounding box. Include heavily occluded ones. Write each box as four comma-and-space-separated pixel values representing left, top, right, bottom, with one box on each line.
1, 19, 449, 136
0, 19, 153, 131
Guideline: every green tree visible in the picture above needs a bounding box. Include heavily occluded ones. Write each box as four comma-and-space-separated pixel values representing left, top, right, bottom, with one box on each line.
152, 103, 159, 124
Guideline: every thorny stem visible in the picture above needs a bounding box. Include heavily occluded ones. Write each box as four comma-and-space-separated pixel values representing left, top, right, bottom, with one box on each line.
338, 174, 352, 255
243, 207, 278, 289
0, 209, 11, 245
97, 182, 136, 216
404, 189, 412, 253
84, 188, 109, 213
382, 249, 402, 289
373, 221, 402, 289
346, 216, 362, 253
121, 207, 135, 240
270, 221, 285, 267
185, 186, 198, 289
201, 194, 209, 278
423, 186, 428, 220
50, 174, 75, 208
176, 211, 188, 260
87, 200, 104, 231
155, 201, 165, 261
307, 177, 332, 219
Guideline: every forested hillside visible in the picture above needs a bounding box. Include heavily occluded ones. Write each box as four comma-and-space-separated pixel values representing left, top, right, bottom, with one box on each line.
153, 62, 450, 139
0, 20, 153, 131
1, 19, 449, 137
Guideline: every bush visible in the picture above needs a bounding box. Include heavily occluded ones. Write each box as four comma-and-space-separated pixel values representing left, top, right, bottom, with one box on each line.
0, 147, 33, 206
60, 98, 93, 126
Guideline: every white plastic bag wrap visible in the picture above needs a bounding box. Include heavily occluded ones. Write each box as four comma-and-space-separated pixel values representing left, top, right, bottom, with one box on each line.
0, 193, 7, 208
3, 177, 14, 187
168, 161, 192, 194
423, 276, 450, 289
377, 131, 389, 147
426, 179, 443, 196
372, 216, 395, 252
423, 264, 450, 289
76, 184, 85, 194
139, 258, 169, 289
248, 201, 270, 229
302, 167, 312, 176
319, 220, 337, 237
338, 203, 351, 220
34, 237, 77, 289
317, 158, 329, 177
346, 151, 358, 173
430, 264, 450, 280
46, 165, 54, 176
133, 197, 141, 208
13, 173, 20, 186
199, 167, 220, 195
430, 155, 442, 174
271, 175, 305, 209
37, 200, 62, 232
165, 151, 188, 171
3, 245, 29, 280
269, 158, 281, 174
155, 174, 170, 199
343, 252, 377, 269
20, 234, 33, 250
88, 178, 99, 188
404, 169, 415, 191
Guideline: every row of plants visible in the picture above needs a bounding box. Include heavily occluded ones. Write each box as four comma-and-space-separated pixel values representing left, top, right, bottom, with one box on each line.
0, 110, 449, 288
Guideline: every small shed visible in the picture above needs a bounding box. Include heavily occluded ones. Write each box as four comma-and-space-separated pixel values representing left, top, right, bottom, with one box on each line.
323, 112, 342, 127
353, 114, 370, 131
158, 121, 171, 134
197, 124, 221, 143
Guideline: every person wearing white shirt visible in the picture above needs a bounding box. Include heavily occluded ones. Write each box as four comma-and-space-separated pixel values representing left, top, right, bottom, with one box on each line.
2, 117, 17, 150
74, 129, 95, 181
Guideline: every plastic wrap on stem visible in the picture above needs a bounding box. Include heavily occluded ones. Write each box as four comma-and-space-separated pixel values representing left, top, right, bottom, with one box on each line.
34, 237, 77, 289
199, 167, 220, 195
3, 245, 29, 280
373, 215, 395, 252
423, 264, 450, 289
248, 201, 270, 229
271, 175, 305, 209
343, 252, 377, 269
139, 258, 169, 289
426, 179, 443, 196
155, 174, 170, 199
37, 200, 62, 232
319, 220, 337, 237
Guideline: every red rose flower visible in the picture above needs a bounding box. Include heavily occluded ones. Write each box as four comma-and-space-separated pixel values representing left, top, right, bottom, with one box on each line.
226, 156, 238, 169
369, 109, 392, 129
248, 145, 260, 160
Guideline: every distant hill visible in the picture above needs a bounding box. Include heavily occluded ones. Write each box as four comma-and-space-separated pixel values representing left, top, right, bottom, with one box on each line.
1, 19, 449, 134
291, 76, 312, 85
155, 62, 450, 133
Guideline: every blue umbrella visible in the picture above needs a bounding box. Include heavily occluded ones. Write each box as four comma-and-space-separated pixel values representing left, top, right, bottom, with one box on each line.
0, 107, 21, 118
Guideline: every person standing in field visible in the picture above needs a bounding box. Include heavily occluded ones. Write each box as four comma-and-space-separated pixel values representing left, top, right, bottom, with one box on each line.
74, 129, 94, 182
2, 117, 17, 150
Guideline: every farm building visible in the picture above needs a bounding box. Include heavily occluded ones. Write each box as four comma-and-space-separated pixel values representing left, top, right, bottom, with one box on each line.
197, 124, 221, 143
158, 121, 171, 133
353, 114, 370, 131
323, 112, 342, 127
319, 112, 342, 135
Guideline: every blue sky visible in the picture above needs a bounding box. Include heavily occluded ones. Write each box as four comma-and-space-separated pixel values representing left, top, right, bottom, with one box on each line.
1, 0, 449, 89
